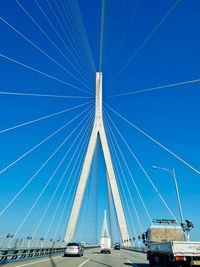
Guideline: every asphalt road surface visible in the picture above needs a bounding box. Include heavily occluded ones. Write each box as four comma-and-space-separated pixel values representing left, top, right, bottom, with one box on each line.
2, 248, 149, 267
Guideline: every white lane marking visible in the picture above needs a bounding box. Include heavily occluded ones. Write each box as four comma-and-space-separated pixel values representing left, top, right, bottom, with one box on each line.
78, 259, 89, 267
15, 256, 61, 267
126, 259, 138, 267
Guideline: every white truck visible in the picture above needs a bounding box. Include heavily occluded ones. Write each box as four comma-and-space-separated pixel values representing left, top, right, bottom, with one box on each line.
100, 236, 111, 254
144, 224, 200, 267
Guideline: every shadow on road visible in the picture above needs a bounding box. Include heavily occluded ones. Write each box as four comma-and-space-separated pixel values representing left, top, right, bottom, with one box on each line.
124, 263, 149, 267
49, 254, 57, 267
88, 258, 112, 267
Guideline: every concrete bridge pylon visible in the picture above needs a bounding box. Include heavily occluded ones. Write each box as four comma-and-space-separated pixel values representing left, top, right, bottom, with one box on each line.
65, 72, 130, 246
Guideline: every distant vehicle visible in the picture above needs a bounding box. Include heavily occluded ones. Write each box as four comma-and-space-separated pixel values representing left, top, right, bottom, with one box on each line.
114, 244, 120, 250
64, 242, 83, 257
100, 236, 111, 253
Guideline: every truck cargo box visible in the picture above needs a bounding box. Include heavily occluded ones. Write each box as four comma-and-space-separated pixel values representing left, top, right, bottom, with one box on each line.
147, 225, 184, 243
100, 236, 111, 253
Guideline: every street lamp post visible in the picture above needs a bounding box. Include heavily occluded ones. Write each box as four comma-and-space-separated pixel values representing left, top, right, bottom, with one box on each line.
172, 168, 184, 226
152, 166, 184, 226
129, 238, 131, 247
132, 237, 135, 247
138, 235, 141, 248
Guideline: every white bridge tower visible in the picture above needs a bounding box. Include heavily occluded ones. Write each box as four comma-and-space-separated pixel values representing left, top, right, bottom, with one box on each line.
65, 72, 130, 245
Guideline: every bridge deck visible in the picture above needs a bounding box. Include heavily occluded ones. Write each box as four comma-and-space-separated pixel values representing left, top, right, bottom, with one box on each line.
3, 248, 149, 267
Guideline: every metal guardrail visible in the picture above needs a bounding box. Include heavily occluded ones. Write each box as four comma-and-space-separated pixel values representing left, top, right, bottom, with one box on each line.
0, 243, 99, 262
0, 235, 100, 263
0, 247, 64, 262
0, 237, 66, 250
122, 246, 147, 253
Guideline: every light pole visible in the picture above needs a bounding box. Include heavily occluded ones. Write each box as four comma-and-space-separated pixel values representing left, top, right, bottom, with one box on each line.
152, 166, 184, 226
132, 237, 135, 247
138, 235, 141, 248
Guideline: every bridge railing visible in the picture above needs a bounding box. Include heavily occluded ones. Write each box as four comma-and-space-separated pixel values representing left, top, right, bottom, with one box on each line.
0, 236, 66, 249
0, 247, 65, 262
0, 236, 66, 262
0, 237, 99, 263
122, 246, 147, 253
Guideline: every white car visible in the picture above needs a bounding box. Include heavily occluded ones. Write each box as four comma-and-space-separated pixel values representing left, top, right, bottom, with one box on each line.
64, 242, 84, 257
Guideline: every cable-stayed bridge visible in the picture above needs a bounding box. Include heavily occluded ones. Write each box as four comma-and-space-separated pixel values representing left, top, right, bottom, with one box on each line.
0, 0, 200, 266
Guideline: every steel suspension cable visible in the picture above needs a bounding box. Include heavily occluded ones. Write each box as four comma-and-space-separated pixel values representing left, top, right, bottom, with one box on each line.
58, 0, 91, 79
44, 0, 91, 87
95, 138, 99, 244
55, 120, 93, 240
78, 133, 97, 242
82, 159, 93, 241
67, 0, 96, 77
104, 118, 136, 239
0, 104, 92, 176
60, 175, 79, 241
99, 0, 105, 72
51, 0, 87, 71
60, 123, 92, 241
0, 53, 92, 95
33, 0, 89, 85
32, 109, 94, 239
109, 141, 137, 241
104, 108, 152, 224
105, 77, 200, 98
14, 0, 92, 91
109, 0, 120, 44
103, 110, 144, 233
44, 113, 94, 239
61, 0, 91, 79
12, 108, 94, 238
106, 170, 114, 240
0, 105, 94, 217
105, 103, 200, 176
104, 106, 179, 223
105, 118, 137, 240
112, 0, 181, 82
69, 0, 96, 73
0, 101, 92, 134
110, 0, 127, 53
0, 16, 90, 91
113, 0, 141, 59
0, 91, 92, 99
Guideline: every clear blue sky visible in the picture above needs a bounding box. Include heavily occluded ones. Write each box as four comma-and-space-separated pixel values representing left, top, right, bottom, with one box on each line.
0, 0, 200, 244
